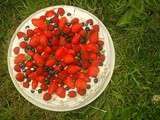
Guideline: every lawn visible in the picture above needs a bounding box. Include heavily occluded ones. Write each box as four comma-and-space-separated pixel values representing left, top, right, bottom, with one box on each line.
0, 0, 160, 120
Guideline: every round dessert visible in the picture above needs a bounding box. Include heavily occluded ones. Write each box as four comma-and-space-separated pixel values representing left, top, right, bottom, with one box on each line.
8, 5, 115, 111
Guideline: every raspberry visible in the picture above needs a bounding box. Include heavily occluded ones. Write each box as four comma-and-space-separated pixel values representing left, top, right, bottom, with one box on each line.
13, 47, 20, 54
57, 8, 65, 16
68, 91, 76, 98
43, 93, 52, 101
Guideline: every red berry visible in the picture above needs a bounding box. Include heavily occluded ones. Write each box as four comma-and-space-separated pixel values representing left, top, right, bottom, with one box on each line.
89, 31, 98, 43
13, 47, 20, 54
36, 45, 44, 53
45, 10, 55, 17
71, 23, 82, 33
14, 54, 26, 64
64, 77, 75, 89
77, 89, 86, 96
43, 93, 52, 101
26, 61, 33, 68
27, 29, 34, 37
71, 18, 79, 24
20, 41, 27, 48
31, 80, 38, 89
75, 79, 87, 90
40, 84, 48, 91
56, 87, 66, 98
23, 81, 29, 88
32, 18, 47, 30
86, 19, 93, 25
14, 64, 21, 72
45, 58, 56, 67
16, 72, 24, 82
48, 80, 58, 94
68, 91, 76, 98
17, 32, 25, 39
92, 24, 99, 32
57, 8, 65, 16
55, 47, 67, 60
63, 54, 74, 64
27, 50, 34, 56
67, 65, 81, 74
58, 17, 67, 29
72, 34, 81, 44
87, 65, 99, 77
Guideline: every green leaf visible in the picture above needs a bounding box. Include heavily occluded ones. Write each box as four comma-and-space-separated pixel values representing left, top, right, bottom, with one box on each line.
117, 9, 135, 26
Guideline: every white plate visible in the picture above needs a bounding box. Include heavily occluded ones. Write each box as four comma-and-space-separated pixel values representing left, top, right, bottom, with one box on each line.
8, 5, 115, 111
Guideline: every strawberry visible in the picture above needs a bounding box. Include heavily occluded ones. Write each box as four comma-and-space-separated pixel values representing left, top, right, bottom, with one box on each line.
92, 24, 99, 32
89, 31, 98, 43
26, 61, 33, 68
68, 91, 76, 98
71, 23, 82, 33
63, 54, 74, 64
67, 49, 76, 56
43, 93, 51, 101
67, 65, 81, 74
13, 47, 20, 55
44, 46, 52, 54
52, 29, 60, 35
86, 43, 98, 53
59, 36, 66, 46
36, 76, 45, 83
55, 47, 67, 60
56, 87, 66, 98
58, 17, 67, 29
72, 34, 81, 44
87, 65, 99, 77
16, 72, 24, 82
23, 81, 29, 88
77, 88, 86, 96
14, 54, 26, 64
27, 50, 34, 56
33, 54, 44, 66
29, 35, 39, 47
57, 8, 65, 16
44, 30, 53, 38
40, 15, 46, 21
45, 10, 55, 17
90, 53, 97, 60
39, 34, 48, 47
45, 58, 56, 67
36, 45, 44, 53
32, 18, 47, 30
17, 32, 25, 39
79, 29, 86, 37
31, 80, 38, 89
75, 79, 87, 90
27, 29, 34, 37
72, 45, 81, 52
14, 64, 21, 72
36, 67, 44, 75
20, 41, 27, 49
71, 18, 79, 24
86, 19, 93, 25
64, 77, 75, 89
48, 80, 58, 94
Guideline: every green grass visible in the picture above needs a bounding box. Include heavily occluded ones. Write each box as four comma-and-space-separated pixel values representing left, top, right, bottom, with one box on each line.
0, 0, 160, 119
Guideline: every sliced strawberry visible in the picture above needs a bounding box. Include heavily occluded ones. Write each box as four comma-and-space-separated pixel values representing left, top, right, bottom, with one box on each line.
32, 18, 47, 30
56, 87, 66, 98
58, 17, 67, 29
48, 80, 58, 94
75, 79, 87, 90
87, 65, 99, 77
36, 45, 44, 53
44, 30, 53, 38
44, 46, 52, 54
39, 34, 48, 47
36, 67, 44, 75
71, 23, 82, 33
16, 72, 24, 82
33, 54, 44, 66
45, 9, 55, 17
63, 54, 74, 64
72, 34, 81, 44
36, 76, 45, 83
45, 58, 56, 67
29, 35, 40, 47
64, 77, 75, 89
59, 36, 66, 46
86, 43, 98, 53
26, 61, 33, 68
55, 47, 67, 60
71, 18, 79, 24
14, 54, 26, 64
67, 65, 81, 74
31, 80, 38, 89
92, 24, 99, 32
79, 29, 86, 37
89, 31, 98, 43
